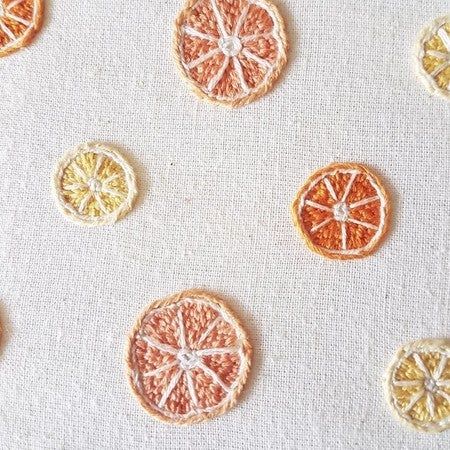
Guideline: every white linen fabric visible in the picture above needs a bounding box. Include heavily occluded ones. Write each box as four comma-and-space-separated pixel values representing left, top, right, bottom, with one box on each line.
0, 0, 449, 448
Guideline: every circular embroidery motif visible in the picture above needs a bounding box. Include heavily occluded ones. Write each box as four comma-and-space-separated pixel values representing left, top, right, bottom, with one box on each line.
126, 290, 252, 425
173, 0, 288, 107
414, 15, 450, 101
385, 339, 450, 433
0, 0, 43, 57
53, 143, 137, 226
291, 163, 390, 260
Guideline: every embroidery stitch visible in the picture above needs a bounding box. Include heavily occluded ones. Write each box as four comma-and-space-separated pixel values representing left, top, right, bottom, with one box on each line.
173, 0, 288, 107
291, 163, 390, 260
414, 15, 450, 101
385, 339, 450, 433
53, 143, 137, 226
126, 289, 252, 425
0, 0, 43, 57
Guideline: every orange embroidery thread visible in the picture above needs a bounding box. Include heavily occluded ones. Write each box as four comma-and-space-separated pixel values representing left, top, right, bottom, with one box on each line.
126, 289, 252, 425
173, 0, 288, 107
0, 0, 44, 58
291, 163, 390, 260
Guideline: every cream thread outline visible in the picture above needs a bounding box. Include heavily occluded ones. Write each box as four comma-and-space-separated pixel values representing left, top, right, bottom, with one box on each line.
125, 290, 252, 425
413, 14, 450, 101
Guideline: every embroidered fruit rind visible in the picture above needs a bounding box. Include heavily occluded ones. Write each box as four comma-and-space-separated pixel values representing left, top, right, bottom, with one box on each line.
385, 339, 450, 433
415, 15, 450, 101
0, 0, 44, 57
292, 163, 390, 260
126, 290, 252, 425
174, 0, 288, 107
53, 143, 137, 226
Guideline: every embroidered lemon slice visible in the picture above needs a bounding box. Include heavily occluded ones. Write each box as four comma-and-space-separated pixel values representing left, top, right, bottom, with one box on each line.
385, 339, 450, 433
291, 163, 390, 260
126, 289, 252, 425
174, 0, 288, 107
0, 0, 43, 57
53, 143, 137, 226
415, 15, 450, 101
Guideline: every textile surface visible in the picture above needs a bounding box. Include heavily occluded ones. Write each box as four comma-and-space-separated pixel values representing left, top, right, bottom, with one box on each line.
0, 0, 449, 448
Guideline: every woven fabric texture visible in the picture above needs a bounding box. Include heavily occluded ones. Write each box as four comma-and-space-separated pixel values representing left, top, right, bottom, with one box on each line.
0, 0, 449, 449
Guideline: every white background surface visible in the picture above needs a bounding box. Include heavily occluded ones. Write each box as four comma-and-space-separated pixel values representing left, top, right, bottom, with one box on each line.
0, 0, 449, 448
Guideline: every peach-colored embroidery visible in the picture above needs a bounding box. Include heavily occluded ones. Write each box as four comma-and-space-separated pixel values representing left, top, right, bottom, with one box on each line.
291, 163, 390, 260
173, 0, 288, 107
126, 289, 252, 425
0, 0, 43, 57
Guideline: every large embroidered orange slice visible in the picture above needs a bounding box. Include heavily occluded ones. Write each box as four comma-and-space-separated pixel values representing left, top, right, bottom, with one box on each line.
415, 15, 450, 101
174, 0, 288, 107
126, 290, 252, 425
385, 339, 450, 433
291, 163, 390, 260
0, 0, 43, 57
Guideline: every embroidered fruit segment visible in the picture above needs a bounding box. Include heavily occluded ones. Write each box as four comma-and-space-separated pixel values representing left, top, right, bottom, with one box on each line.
386, 340, 450, 433
174, 0, 288, 107
53, 143, 137, 226
416, 15, 450, 100
0, 0, 43, 57
127, 290, 251, 425
292, 163, 389, 259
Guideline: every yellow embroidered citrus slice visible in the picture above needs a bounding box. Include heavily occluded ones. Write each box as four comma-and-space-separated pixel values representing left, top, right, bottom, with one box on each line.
415, 15, 450, 101
53, 143, 137, 226
291, 163, 390, 260
0, 0, 43, 57
126, 290, 252, 425
174, 0, 288, 107
385, 339, 450, 433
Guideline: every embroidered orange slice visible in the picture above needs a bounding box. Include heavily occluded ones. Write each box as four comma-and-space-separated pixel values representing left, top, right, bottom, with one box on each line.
385, 339, 450, 433
53, 143, 138, 226
415, 15, 450, 101
174, 0, 288, 107
126, 290, 252, 425
291, 163, 390, 260
0, 0, 43, 57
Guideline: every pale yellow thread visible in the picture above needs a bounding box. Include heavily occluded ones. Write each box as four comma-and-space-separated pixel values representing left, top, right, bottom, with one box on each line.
53, 143, 137, 226
385, 339, 450, 433
414, 15, 450, 101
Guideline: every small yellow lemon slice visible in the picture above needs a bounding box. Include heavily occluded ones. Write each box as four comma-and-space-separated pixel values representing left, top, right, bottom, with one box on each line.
415, 15, 450, 101
53, 143, 137, 226
385, 339, 450, 433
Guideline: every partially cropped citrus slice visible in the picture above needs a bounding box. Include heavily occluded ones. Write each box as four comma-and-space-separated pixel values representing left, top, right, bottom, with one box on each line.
174, 0, 288, 107
385, 339, 450, 433
291, 163, 390, 260
53, 143, 137, 226
414, 15, 450, 101
126, 290, 252, 425
0, 0, 43, 57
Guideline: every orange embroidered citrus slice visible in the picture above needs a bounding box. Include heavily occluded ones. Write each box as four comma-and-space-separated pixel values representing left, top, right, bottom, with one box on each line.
415, 15, 450, 101
0, 0, 43, 57
291, 163, 390, 260
126, 290, 252, 425
53, 143, 137, 226
385, 339, 450, 433
174, 0, 288, 107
